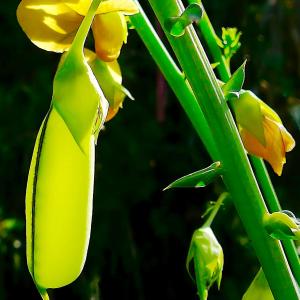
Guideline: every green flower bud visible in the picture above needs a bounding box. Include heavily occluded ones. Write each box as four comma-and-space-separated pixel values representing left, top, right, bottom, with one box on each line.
263, 212, 300, 240
186, 227, 224, 300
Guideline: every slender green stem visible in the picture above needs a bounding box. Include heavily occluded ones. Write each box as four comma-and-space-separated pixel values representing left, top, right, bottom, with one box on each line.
203, 192, 228, 227
189, 0, 300, 283
146, 1, 299, 299
70, 0, 102, 53
130, 2, 219, 160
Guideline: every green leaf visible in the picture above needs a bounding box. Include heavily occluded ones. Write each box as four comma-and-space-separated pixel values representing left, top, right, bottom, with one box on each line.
163, 161, 222, 190
242, 269, 274, 300
222, 60, 246, 98
165, 3, 203, 37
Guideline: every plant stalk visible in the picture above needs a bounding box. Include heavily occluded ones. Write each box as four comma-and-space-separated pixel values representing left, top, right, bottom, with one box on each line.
146, 0, 300, 299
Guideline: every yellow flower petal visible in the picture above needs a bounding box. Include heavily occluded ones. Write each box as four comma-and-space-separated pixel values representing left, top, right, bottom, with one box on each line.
96, 0, 139, 15
240, 117, 291, 176
92, 12, 127, 62
17, 0, 83, 52
65, 0, 139, 16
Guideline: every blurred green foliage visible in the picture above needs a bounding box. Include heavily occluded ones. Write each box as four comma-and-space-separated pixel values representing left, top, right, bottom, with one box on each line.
0, 0, 299, 299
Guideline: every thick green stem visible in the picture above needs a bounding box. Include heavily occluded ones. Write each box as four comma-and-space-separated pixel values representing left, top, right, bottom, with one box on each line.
130, 3, 219, 160
147, 1, 299, 299
189, 0, 300, 283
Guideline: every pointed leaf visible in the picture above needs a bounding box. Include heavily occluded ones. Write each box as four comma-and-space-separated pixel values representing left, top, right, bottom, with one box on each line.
222, 60, 246, 98
164, 161, 222, 190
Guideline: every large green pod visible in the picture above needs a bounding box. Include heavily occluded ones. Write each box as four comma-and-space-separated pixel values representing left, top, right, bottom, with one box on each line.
25, 50, 108, 289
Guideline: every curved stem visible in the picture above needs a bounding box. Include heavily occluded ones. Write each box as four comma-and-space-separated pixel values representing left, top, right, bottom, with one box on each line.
70, 0, 102, 54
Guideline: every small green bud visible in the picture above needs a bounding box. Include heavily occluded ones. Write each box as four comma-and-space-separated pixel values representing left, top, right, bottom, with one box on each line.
263, 212, 300, 240
186, 227, 224, 300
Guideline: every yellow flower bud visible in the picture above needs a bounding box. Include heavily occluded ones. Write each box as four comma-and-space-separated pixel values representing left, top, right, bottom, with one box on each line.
232, 90, 295, 176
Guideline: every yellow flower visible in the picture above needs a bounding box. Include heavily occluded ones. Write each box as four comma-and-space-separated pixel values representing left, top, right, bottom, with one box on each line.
232, 90, 295, 176
84, 49, 133, 121
17, 0, 139, 61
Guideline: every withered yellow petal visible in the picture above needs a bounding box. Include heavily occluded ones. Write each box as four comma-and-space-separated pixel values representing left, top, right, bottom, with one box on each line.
65, 0, 139, 16
92, 12, 127, 62
17, 0, 83, 52
280, 124, 295, 152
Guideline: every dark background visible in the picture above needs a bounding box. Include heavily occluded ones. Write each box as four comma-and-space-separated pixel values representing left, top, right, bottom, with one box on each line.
0, 0, 299, 299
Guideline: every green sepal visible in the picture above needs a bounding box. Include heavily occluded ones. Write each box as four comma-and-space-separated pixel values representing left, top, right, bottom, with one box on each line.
51, 0, 108, 151
231, 90, 266, 146
222, 60, 246, 99
242, 269, 274, 300
165, 3, 203, 37
163, 161, 222, 190
263, 212, 300, 240
52, 51, 108, 151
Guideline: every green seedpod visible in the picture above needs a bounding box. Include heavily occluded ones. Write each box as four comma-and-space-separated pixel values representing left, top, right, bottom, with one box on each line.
25, 48, 108, 292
